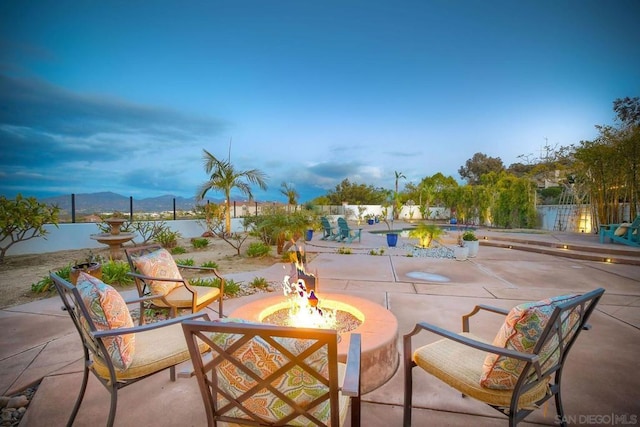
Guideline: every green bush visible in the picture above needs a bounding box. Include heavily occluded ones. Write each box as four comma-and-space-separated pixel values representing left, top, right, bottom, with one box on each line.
246, 242, 271, 258
31, 265, 71, 293
175, 258, 194, 266
249, 276, 269, 290
190, 277, 241, 297
101, 260, 133, 286
155, 229, 181, 248
170, 246, 187, 254
189, 277, 221, 287
191, 237, 209, 249
200, 260, 219, 268
337, 247, 352, 254
223, 279, 240, 297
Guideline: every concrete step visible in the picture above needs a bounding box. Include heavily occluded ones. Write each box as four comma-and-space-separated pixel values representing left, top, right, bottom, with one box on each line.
480, 236, 640, 266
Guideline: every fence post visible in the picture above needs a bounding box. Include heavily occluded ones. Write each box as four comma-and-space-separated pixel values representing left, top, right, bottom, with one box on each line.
129, 196, 133, 220
173, 198, 176, 220
71, 193, 76, 223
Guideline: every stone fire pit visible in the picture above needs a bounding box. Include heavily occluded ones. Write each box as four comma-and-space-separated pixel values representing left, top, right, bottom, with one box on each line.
230, 293, 399, 393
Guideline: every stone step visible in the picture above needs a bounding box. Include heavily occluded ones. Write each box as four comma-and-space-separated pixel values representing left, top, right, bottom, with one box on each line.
480, 237, 640, 266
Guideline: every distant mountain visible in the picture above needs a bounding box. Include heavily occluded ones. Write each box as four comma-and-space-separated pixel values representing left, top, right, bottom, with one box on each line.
40, 191, 223, 214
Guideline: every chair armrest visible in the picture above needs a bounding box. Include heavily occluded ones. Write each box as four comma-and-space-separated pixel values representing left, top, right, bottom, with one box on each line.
127, 271, 188, 285
405, 322, 540, 365
177, 265, 224, 278
93, 311, 211, 338
342, 333, 361, 397
462, 304, 509, 332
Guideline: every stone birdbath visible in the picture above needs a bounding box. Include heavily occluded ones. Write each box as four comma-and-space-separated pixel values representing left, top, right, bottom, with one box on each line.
90, 218, 135, 260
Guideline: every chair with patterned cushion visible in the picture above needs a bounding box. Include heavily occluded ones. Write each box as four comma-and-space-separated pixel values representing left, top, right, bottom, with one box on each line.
403, 288, 605, 427
182, 319, 362, 427
51, 271, 212, 427
124, 244, 224, 321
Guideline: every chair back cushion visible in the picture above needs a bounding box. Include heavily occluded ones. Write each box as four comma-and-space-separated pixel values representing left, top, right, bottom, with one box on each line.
133, 247, 183, 295
480, 293, 580, 390
211, 320, 333, 424
76, 272, 136, 370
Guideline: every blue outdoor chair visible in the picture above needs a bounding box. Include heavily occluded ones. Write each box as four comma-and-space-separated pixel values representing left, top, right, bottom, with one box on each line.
337, 217, 362, 243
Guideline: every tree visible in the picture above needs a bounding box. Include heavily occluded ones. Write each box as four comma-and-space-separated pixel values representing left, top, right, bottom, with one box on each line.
0, 194, 60, 263
458, 152, 505, 185
324, 179, 386, 205
196, 148, 268, 234
280, 182, 299, 207
393, 171, 406, 219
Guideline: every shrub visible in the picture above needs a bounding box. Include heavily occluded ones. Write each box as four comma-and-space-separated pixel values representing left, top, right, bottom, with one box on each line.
175, 258, 194, 266
31, 265, 71, 293
155, 229, 181, 248
192, 277, 241, 297
191, 237, 209, 249
189, 277, 221, 287
223, 279, 241, 297
171, 246, 187, 254
462, 230, 478, 241
337, 247, 352, 254
249, 276, 269, 290
101, 260, 133, 286
200, 260, 219, 268
246, 242, 271, 258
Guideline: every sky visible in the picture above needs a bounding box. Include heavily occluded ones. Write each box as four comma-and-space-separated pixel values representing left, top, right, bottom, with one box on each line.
1, 1, 639, 203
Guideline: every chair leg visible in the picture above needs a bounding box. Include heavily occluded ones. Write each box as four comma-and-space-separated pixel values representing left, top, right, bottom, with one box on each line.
554, 375, 567, 427
107, 383, 118, 427
67, 363, 90, 427
403, 364, 413, 427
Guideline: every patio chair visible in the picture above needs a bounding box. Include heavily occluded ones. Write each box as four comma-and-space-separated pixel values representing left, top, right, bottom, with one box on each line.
599, 215, 640, 247
403, 288, 605, 427
125, 244, 224, 321
182, 319, 362, 427
337, 217, 362, 243
320, 216, 340, 241
51, 271, 211, 427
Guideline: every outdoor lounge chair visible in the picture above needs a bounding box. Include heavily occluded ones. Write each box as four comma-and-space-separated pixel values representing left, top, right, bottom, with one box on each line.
51, 271, 211, 427
320, 216, 340, 240
125, 244, 224, 321
182, 319, 362, 427
599, 215, 640, 247
403, 288, 605, 427
337, 217, 362, 243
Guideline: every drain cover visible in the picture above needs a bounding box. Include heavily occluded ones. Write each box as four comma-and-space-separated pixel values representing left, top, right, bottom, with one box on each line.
406, 272, 450, 282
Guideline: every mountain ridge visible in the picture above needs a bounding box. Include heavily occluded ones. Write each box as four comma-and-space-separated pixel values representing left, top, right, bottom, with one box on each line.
40, 192, 224, 213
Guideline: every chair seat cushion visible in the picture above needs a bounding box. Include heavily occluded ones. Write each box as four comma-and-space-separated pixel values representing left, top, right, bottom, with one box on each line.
151, 285, 221, 308
133, 248, 184, 295
615, 223, 630, 236
93, 322, 207, 381
481, 294, 580, 390
413, 333, 550, 409
76, 272, 135, 371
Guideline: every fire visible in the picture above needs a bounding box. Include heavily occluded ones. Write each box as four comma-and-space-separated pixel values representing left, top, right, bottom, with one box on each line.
282, 276, 336, 329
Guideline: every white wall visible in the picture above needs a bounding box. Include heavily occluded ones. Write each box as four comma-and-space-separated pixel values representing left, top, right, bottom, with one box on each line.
2, 218, 247, 256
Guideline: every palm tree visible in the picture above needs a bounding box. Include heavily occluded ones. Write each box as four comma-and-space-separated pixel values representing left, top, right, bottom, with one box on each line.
280, 182, 299, 210
393, 171, 406, 219
196, 149, 268, 234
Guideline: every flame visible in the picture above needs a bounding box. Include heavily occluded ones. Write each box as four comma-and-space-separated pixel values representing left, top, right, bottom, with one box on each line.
282, 276, 336, 329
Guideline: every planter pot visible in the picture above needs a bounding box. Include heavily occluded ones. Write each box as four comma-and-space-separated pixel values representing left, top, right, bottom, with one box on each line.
374, 217, 380, 223
367, 219, 374, 225
305, 229, 314, 241
386, 233, 399, 247
454, 246, 469, 261
70, 262, 102, 285
463, 240, 479, 257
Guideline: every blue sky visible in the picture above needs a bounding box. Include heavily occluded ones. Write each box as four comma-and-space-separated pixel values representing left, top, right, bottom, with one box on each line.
1, 1, 639, 203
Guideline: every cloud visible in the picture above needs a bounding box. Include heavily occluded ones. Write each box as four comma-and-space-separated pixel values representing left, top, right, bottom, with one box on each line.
0, 74, 228, 198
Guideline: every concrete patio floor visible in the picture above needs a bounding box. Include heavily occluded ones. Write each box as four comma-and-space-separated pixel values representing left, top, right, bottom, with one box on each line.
2, 223, 639, 426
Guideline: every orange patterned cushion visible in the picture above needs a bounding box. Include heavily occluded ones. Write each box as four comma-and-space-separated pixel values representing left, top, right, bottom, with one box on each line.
76, 272, 135, 371
480, 294, 581, 390
211, 319, 333, 424
133, 248, 183, 295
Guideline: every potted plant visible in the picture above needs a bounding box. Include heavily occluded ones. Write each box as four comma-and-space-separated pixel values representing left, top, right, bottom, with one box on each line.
454, 235, 469, 261
461, 229, 479, 257
365, 214, 375, 225
381, 206, 398, 247
70, 251, 103, 284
